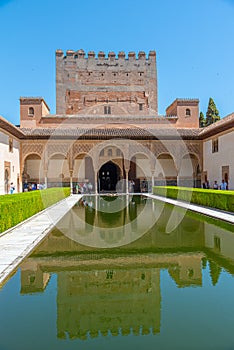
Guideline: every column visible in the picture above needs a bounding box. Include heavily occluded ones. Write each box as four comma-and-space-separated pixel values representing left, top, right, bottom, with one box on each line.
151, 172, 155, 193
44, 170, 48, 189
94, 169, 98, 194
126, 170, 129, 194
70, 170, 73, 195
124, 159, 130, 195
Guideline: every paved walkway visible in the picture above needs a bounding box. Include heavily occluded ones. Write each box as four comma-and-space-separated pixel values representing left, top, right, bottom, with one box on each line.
146, 194, 234, 224
0, 195, 82, 286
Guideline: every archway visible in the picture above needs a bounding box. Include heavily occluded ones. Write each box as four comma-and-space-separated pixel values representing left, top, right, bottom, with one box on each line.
48, 153, 69, 187
74, 153, 95, 186
179, 153, 200, 188
23, 154, 43, 190
98, 161, 120, 192
130, 153, 151, 192
156, 153, 177, 186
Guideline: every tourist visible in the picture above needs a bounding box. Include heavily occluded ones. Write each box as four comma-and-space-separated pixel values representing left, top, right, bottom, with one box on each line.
82, 182, 87, 193
87, 182, 93, 194
130, 179, 135, 193
75, 183, 81, 194
9, 182, 15, 194
202, 180, 210, 189
141, 179, 148, 193
213, 181, 218, 190
220, 179, 227, 190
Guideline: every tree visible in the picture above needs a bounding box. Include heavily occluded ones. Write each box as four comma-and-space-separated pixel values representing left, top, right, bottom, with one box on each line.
209, 259, 222, 286
199, 111, 205, 128
205, 97, 220, 126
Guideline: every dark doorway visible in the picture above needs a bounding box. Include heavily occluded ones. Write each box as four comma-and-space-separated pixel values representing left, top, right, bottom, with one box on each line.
99, 162, 120, 192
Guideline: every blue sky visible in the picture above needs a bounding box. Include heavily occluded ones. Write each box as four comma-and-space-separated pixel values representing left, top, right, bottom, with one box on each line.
0, 0, 234, 125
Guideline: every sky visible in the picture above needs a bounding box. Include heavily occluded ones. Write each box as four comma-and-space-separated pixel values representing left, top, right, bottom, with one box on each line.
0, 0, 234, 125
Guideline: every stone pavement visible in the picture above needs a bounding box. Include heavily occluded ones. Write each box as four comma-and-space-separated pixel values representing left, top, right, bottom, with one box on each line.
0, 194, 82, 286
146, 194, 234, 224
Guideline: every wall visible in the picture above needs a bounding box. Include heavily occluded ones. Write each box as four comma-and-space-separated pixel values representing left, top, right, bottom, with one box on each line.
203, 129, 234, 189
56, 50, 157, 116
0, 130, 20, 194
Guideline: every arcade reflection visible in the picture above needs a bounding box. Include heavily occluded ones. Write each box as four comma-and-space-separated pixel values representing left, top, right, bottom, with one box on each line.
19, 196, 234, 341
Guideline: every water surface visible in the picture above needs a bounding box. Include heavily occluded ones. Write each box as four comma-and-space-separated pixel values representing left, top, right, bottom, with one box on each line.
0, 195, 234, 350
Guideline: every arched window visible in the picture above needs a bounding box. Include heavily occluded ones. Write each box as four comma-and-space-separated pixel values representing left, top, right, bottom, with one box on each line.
28, 107, 34, 116
116, 149, 121, 156
186, 108, 191, 116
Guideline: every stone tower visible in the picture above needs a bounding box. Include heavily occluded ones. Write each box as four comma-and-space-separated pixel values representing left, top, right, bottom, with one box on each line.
56, 49, 158, 116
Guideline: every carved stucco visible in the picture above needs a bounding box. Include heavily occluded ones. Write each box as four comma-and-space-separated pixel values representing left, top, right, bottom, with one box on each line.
21, 140, 202, 175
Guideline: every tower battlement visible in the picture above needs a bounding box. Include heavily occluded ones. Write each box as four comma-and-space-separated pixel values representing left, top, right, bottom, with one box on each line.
56, 49, 156, 62
56, 49, 157, 116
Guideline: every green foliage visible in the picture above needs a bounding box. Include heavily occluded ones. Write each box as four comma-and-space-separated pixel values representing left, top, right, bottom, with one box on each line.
153, 186, 234, 212
199, 111, 205, 127
0, 188, 70, 233
208, 259, 222, 286
205, 97, 220, 126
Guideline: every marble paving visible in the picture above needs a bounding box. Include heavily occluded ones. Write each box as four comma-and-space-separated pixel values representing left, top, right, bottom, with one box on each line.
146, 194, 234, 224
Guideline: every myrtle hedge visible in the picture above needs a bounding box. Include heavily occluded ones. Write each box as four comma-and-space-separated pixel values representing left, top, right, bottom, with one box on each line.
153, 186, 234, 212
0, 188, 70, 233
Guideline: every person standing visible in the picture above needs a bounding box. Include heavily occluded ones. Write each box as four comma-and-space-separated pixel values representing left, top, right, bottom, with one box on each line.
220, 179, 227, 190
9, 182, 15, 194
213, 181, 218, 190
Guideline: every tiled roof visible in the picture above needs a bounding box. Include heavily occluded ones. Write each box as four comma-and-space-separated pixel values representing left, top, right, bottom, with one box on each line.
0, 116, 24, 139
199, 112, 234, 137
21, 127, 200, 140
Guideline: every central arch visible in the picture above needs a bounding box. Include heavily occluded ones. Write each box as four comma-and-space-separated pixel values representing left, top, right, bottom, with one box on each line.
98, 161, 120, 192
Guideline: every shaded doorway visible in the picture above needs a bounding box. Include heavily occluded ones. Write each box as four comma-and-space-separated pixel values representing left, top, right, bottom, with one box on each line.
4, 168, 10, 194
99, 162, 120, 192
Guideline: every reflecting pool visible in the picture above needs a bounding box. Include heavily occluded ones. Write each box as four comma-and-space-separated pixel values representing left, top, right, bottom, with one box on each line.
0, 195, 234, 350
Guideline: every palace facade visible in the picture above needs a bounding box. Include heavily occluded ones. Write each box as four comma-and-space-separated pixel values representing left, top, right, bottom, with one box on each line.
0, 49, 233, 194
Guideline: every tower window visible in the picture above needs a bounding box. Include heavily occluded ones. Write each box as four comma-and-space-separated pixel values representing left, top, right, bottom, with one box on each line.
186, 108, 191, 116
212, 138, 219, 153
104, 106, 111, 114
139, 104, 143, 111
9, 137, 13, 153
28, 107, 34, 116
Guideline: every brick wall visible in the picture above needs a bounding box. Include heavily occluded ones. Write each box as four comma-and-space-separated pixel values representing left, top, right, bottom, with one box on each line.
56, 49, 158, 116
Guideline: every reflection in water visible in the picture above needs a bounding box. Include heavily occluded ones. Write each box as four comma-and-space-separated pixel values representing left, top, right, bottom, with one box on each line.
19, 196, 234, 342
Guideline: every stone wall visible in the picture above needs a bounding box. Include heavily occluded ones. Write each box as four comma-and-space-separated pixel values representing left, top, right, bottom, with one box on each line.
56, 49, 157, 116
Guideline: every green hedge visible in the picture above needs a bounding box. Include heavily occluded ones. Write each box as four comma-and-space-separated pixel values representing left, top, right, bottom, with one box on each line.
0, 188, 70, 233
153, 186, 234, 212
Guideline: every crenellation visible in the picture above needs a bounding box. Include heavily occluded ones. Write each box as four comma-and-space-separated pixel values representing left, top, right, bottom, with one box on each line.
77, 49, 85, 58
118, 51, 126, 59
56, 49, 64, 58
98, 51, 105, 59
57, 49, 156, 62
138, 51, 146, 60
108, 51, 116, 61
128, 51, 136, 60
66, 50, 75, 58
88, 51, 95, 58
